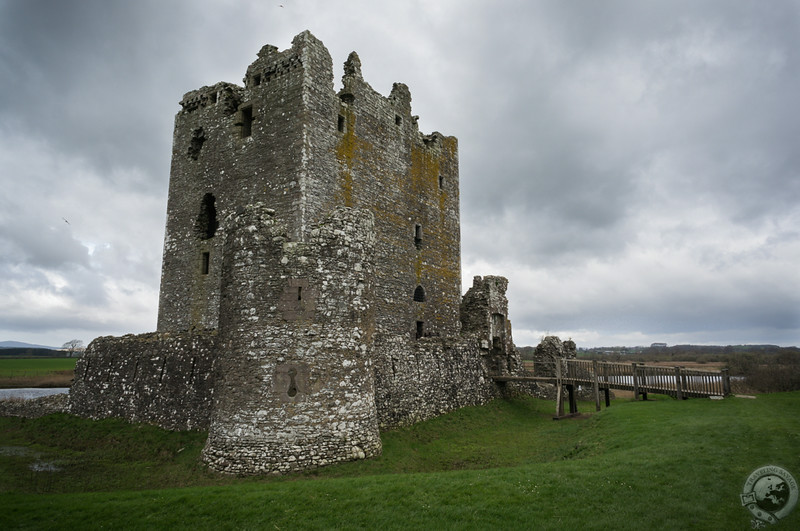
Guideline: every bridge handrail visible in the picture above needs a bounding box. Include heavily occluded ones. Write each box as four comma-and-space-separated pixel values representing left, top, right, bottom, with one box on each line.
528, 358, 731, 397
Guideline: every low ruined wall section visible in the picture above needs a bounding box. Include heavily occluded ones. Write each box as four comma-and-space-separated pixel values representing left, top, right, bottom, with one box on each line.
373, 334, 500, 429
69, 331, 218, 431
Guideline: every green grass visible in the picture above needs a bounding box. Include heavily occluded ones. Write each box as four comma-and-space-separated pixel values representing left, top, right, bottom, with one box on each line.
0, 358, 77, 378
2, 393, 799, 529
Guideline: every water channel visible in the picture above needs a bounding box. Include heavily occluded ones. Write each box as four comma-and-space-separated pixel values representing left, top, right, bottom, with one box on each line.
0, 388, 69, 400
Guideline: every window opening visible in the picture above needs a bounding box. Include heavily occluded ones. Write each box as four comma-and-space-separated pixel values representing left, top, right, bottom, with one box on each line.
201, 252, 210, 275
253, 74, 261, 86
414, 224, 423, 249
240, 105, 253, 137
195, 193, 218, 239
287, 368, 298, 397
337, 114, 345, 132
413, 285, 426, 302
188, 127, 205, 160
297, 286, 303, 301
416, 321, 424, 340
439, 175, 444, 188
395, 115, 402, 126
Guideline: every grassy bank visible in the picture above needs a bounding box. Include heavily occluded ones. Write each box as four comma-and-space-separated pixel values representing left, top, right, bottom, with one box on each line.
0, 358, 76, 388
2, 393, 799, 529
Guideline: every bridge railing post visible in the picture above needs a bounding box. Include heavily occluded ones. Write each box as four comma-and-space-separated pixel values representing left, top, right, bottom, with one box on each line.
674, 366, 683, 400
681, 367, 688, 398
722, 368, 731, 396
592, 360, 601, 411
555, 359, 564, 418
632, 362, 640, 400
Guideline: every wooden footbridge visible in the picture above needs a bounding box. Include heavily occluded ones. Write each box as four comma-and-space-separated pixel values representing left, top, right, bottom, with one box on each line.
492, 359, 732, 419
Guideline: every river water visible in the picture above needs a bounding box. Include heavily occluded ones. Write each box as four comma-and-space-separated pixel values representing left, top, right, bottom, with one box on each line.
0, 388, 69, 400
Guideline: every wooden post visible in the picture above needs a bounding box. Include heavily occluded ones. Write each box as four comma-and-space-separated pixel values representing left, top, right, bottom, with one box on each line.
568, 384, 578, 415
604, 388, 611, 407
722, 368, 731, 396
592, 360, 601, 411
674, 366, 683, 401
681, 367, 688, 398
555, 359, 564, 418
632, 363, 640, 400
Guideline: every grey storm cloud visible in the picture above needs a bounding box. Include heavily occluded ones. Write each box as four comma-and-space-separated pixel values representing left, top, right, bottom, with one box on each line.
0, 0, 798, 348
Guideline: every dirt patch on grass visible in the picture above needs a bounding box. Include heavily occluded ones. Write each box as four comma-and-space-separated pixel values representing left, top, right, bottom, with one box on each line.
0, 370, 73, 389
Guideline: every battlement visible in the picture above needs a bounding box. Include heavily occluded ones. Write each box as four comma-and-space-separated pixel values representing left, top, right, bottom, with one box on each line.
244, 39, 304, 89
179, 82, 242, 114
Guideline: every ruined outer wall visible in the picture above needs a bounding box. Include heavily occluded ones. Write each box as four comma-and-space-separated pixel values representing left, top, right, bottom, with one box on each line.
461, 275, 521, 375
202, 205, 381, 474
372, 336, 499, 429
373, 275, 521, 429
69, 331, 218, 430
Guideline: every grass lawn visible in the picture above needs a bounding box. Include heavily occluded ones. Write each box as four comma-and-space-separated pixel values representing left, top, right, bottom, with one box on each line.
0, 358, 76, 388
2, 392, 799, 529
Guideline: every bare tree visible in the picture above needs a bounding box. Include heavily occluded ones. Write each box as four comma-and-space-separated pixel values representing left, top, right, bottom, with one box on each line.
62, 339, 84, 358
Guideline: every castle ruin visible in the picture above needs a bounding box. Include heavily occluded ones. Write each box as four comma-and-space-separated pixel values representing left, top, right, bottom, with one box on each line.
69, 31, 523, 475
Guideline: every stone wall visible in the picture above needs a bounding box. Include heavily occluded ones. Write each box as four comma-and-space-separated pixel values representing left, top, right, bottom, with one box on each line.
336, 53, 461, 341
157, 32, 337, 333
532, 335, 577, 377
0, 393, 70, 419
372, 334, 499, 429
461, 276, 522, 376
372, 275, 522, 430
201, 204, 381, 474
69, 331, 218, 430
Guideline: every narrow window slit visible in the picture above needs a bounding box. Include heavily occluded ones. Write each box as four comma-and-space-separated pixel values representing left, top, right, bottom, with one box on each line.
240, 106, 253, 138
287, 368, 298, 397
195, 193, 218, 239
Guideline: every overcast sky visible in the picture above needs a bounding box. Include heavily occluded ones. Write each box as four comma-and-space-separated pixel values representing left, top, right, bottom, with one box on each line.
1, 0, 798, 349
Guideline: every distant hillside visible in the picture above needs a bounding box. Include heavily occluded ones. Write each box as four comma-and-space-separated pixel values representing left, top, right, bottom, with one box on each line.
0, 341, 58, 350
0, 341, 63, 357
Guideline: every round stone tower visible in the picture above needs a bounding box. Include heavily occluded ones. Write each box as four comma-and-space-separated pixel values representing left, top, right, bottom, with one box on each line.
201, 203, 381, 474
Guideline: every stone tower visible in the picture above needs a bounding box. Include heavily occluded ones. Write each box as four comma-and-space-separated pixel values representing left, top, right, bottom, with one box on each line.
70, 31, 521, 475
156, 31, 461, 343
